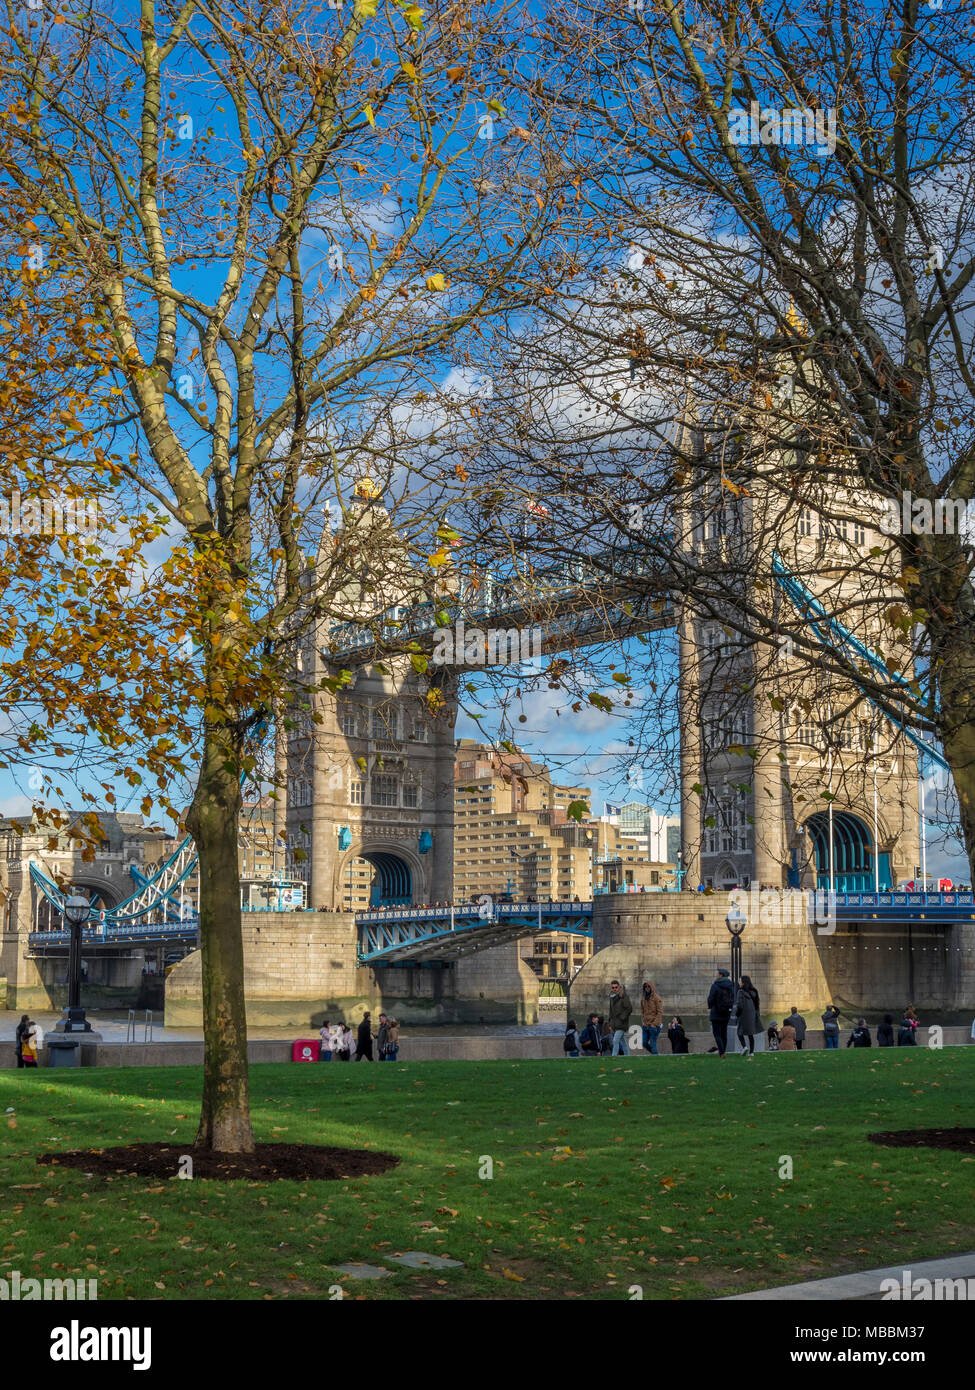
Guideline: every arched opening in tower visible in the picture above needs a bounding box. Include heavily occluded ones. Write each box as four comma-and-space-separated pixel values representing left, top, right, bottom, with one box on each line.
362, 852, 413, 907
804, 811, 890, 892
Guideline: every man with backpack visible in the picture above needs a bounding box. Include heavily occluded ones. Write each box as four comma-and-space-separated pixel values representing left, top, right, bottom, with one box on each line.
579, 1013, 602, 1056
707, 969, 735, 1058
847, 1018, 872, 1047
563, 1020, 581, 1057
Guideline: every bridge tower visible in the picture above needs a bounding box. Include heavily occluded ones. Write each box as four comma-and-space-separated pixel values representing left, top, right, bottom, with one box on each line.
677, 400, 920, 894
284, 483, 457, 910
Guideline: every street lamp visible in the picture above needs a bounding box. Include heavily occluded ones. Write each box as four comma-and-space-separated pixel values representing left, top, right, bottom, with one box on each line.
726, 899, 747, 983
60, 893, 93, 1032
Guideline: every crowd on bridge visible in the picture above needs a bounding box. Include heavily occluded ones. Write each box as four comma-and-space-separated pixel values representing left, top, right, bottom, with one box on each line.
561, 978, 927, 1057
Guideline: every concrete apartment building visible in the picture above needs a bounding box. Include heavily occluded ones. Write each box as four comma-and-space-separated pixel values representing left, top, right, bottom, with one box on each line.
453, 741, 672, 986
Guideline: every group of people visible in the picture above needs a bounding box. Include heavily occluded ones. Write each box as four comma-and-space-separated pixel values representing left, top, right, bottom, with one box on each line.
562, 976, 930, 1059
14, 1015, 43, 1068
766, 1005, 921, 1051
564, 980, 690, 1057
709, 978, 925, 1055
318, 1011, 400, 1062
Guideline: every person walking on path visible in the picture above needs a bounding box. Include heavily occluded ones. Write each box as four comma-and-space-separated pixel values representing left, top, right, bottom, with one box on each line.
735, 975, 762, 1057
784, 1008, 807, 1049
778, 1019, 797, 1050
822, 1005, 841, 1049
707, 968, 735, 1057
356, 1012, 375, 1061
667, 1016, 689, 1054
384, 1019, 400, 1061
563, 1020, 581, 1057
579, 1014, 601, 1056
319, 1020, 333, 1062
878, 1013, 895, 1047
14, 1014, 29, 1069
640, 981, 663, 1054
847, 1018, 872, 1047
377, 1013, 390, 1060
608, 980, 633, 1056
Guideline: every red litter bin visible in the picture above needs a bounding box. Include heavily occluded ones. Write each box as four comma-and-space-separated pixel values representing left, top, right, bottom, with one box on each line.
292, 1038, 320, 1063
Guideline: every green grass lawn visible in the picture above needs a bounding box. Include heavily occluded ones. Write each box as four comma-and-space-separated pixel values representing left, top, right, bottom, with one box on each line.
2, 1048, 974, 1300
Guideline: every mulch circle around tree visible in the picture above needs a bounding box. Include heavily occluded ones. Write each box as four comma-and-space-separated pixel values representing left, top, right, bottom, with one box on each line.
37, 1142, 400, 1182
868, 1128, 975, 1155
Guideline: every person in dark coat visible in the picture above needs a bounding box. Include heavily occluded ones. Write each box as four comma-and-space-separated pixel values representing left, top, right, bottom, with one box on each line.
877, 1013, 895, 1047
735, 975, 762, 1057
14, 1014, 29, 1069
356, 1012, 374, 1061
847, 1018, 872, 1047
667, 1016, 689, 1054
821, 1005, 841, 1049
897, 1011, 918, 1045
784, 1008, 807, 1049
599, 1016, 614, 1055
707, 969, 735, 1057
579, 1013, 601, 1056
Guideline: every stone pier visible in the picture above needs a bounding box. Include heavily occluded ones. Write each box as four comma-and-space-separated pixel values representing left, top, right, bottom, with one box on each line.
164, 910, 539, 1028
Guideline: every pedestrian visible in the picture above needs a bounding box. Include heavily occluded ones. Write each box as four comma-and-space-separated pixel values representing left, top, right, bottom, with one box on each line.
579, 1013, 602, 1056
778, 1019, 797, 1051
563, 1019, 581, 1057
599, 1016, 614, 1055
821, 1005, 841, 1049
385, 1019, 400, 1062
340, 1022, 355, 1061
707, 968, 735, 1057
847, 1018, 872, 1047
667, 1016, 689, 1054
878, 1013, 895, 1047
319, 1019, 333, 1062
14, 1014, 29, 1069
20, 1019, 39, 1068
766, 1022, 780, 1052
735, 974, 762, 1058
608, 979, 632, 1056
356, 1012, 374, 1061
897, 1011, 918, 1045
377, 1013, 389, 1060
640, 980, 663, 1054
783, 1007, 807, 1049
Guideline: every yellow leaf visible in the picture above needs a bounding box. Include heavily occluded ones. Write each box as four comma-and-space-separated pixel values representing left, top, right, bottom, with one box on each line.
425, 272, 445, 291
501, 1267, 525, 1282
402, 61, 417, 80
363, 104, 376, 129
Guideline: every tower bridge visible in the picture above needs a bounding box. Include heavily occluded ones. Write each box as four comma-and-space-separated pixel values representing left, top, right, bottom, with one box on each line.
3, 462, 959, 1011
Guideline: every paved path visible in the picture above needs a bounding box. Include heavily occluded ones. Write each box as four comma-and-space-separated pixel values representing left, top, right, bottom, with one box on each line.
725, 1251, 975, 1300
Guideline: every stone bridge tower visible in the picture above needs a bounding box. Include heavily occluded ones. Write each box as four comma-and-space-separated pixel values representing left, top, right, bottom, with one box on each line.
677, 400, 919, 894
284, 484, 457, 910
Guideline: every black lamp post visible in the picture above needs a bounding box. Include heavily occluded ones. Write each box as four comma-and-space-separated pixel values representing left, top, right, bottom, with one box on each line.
61, 892, 93, 1032
726, 900, 747, 983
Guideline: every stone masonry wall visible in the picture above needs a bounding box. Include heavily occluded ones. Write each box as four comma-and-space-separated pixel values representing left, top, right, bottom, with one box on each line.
164, 911, 538, 1028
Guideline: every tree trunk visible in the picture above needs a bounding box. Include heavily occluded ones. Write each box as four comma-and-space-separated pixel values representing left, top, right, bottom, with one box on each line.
186, 722, 255, 1154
